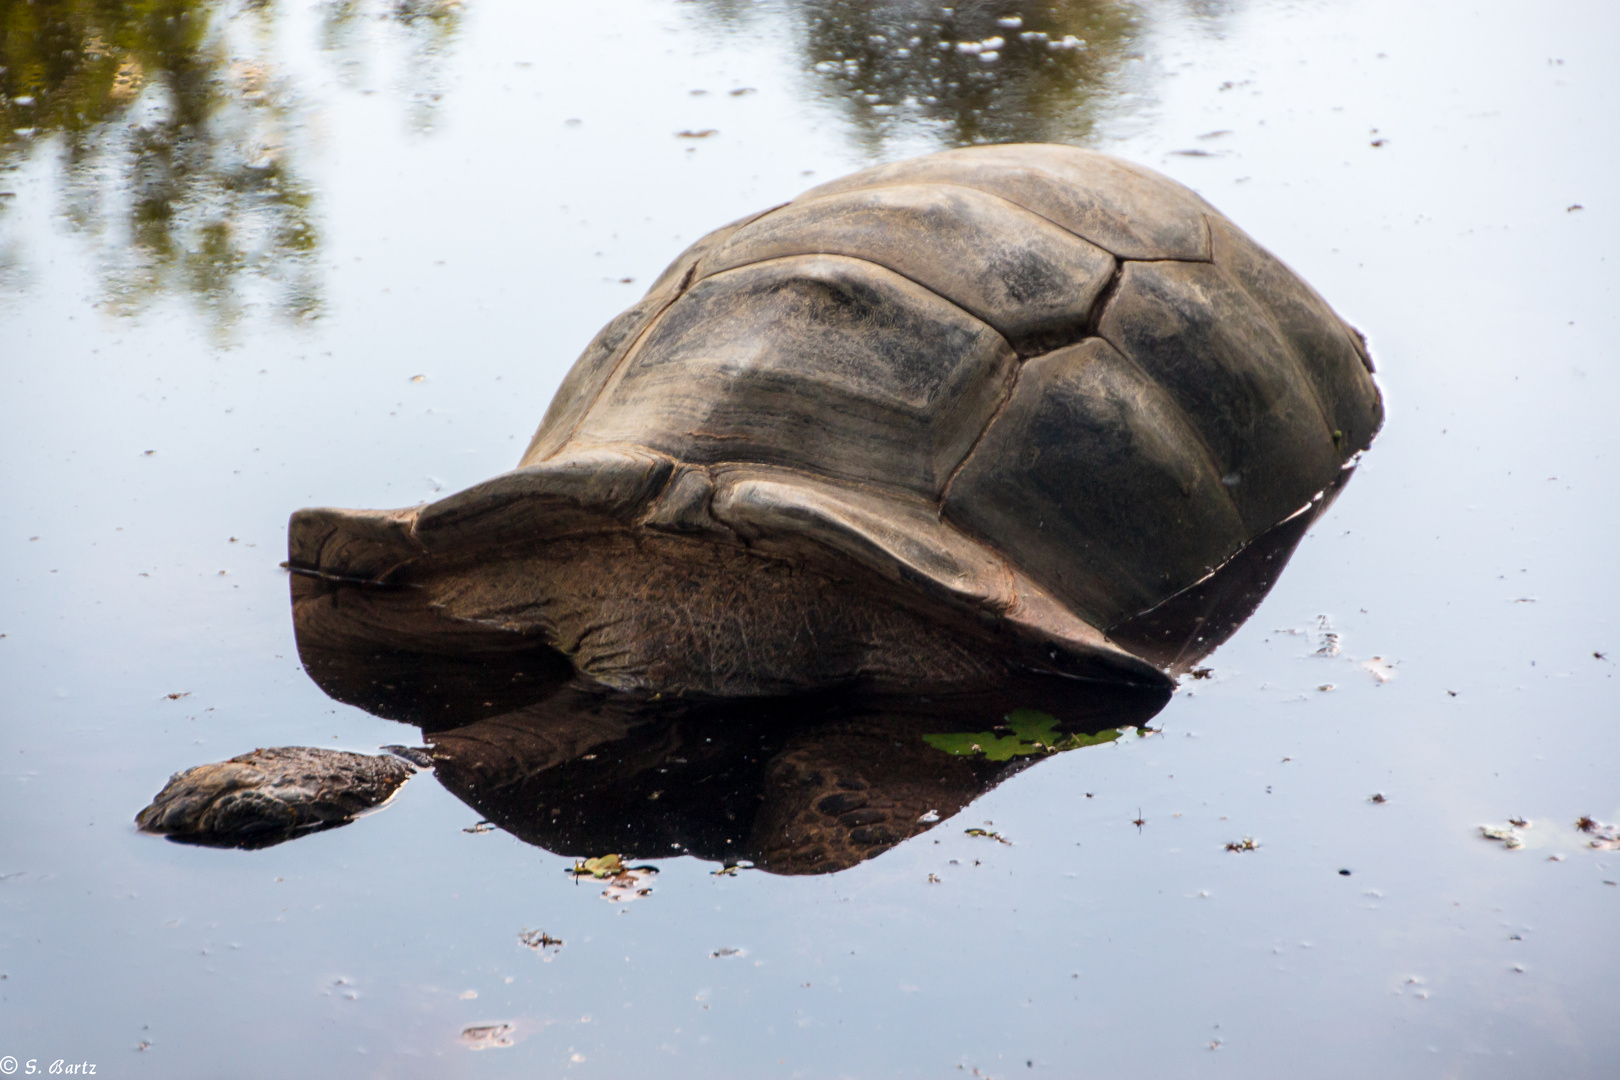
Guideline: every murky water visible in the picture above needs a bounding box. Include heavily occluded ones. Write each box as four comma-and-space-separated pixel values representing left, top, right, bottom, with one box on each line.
3, 0, 1617, 1075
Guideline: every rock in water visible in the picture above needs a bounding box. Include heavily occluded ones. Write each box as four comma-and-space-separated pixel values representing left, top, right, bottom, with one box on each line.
135, 747, 414, 847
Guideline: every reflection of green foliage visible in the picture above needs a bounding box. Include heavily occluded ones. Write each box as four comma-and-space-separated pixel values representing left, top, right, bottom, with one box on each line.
1, 1, 187, 140
0, 0, 464, 329
686, 0, 1140, 151
390, 0, 464, 28
790, 0, 1140, 150
0, 0, 321, 326
923, 708, 1122, 762
319, 0, 464, 133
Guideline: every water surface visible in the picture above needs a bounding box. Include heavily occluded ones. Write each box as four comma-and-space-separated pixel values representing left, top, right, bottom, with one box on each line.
2, 0, 1618, 1076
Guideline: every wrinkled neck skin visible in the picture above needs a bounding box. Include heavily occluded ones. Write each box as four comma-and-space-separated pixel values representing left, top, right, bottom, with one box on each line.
294, 527, 1047, 700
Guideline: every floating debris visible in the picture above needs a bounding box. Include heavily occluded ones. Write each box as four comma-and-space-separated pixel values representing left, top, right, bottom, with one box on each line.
568, 854, 628, 879
463, 821, 495, 834
711, 860, 754, 877
1312, 615, 1341, 657
1479, 823, 1525, 849
917, 809, 940, 823
1224, 838, 1258, 853
460, 1024, 514, 1050
518, 929, 562, 953
927, 873, 941, 884
1369, 792, 1388, 804
1576, 816, 1620, 849
602, 868, 657, 903
1187, 667, 1214, 680
675, 129, 719, 139
1363, 657, 1396, 683
923, 708, 1120, 761
567, 853, 659, 902
710, 947, 745, 958
964, 828, 1011, 845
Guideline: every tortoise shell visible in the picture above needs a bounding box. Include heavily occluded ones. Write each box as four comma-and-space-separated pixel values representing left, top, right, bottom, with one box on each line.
289, 144, 1382, 697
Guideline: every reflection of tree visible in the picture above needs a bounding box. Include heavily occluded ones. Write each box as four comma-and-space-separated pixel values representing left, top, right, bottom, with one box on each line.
697, 0, 1140, 151
0, 0, 465, 328
0, 0, 320, 325
319, 0, 466, 135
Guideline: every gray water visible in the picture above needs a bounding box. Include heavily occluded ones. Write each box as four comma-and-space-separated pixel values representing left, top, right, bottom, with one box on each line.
2, 0, 1617, 1076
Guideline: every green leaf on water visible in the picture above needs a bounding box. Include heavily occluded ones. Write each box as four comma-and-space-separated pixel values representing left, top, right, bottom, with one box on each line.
922, 708, 1123, 761
568, 853, 626, 879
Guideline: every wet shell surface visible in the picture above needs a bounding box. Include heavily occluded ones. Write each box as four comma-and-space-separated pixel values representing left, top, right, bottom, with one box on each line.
289, 143, 1383, 697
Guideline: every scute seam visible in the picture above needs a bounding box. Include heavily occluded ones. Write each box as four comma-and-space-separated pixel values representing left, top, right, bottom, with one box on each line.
1093, 261, 1309, 534
1091, 339, 1239, 528
683, 250, 1017, 366
938, 360, 1024, 510
544, 204, 788, 462
799, 171, 1192, 261
541, 297, 684, 462
1200, 212, 1344, 452
1080, 259, 1127, 341
938, 335, 1245, 622
738, 181, 1123, 271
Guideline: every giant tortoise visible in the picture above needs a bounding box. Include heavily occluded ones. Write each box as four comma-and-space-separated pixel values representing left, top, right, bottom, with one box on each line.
287, 143, 1382, 699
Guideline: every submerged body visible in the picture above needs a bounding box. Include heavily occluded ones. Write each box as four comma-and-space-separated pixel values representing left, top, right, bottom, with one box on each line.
288, 144, 1383, 698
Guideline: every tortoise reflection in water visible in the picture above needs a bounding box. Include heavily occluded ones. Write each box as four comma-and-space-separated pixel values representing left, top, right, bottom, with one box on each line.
140, 144, 1382, 862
